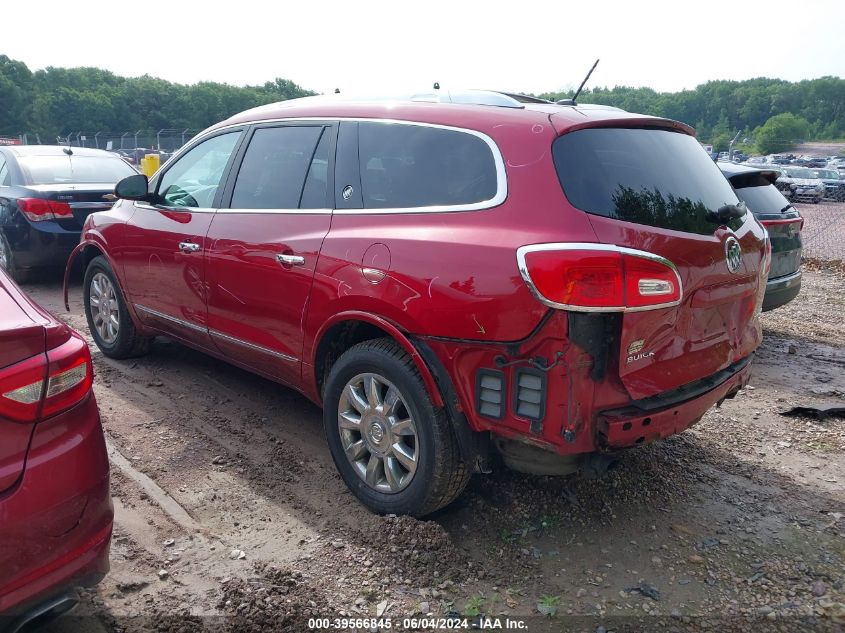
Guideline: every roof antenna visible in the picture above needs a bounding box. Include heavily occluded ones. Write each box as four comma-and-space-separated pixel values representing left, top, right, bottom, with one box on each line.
334, 88, 340, 94
556, 58, 599, 106
63, 135, 73, 155
433, 82, 440, 90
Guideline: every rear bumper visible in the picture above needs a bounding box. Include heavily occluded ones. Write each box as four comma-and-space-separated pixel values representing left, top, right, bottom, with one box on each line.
763, 270, 801, 312
597, 355, 753, 448
0, 393, 112, 615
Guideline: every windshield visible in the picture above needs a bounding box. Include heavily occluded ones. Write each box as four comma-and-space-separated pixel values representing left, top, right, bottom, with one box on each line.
813, 170, 839, 179
19, 155, 136, 185
552, 128, 742, 235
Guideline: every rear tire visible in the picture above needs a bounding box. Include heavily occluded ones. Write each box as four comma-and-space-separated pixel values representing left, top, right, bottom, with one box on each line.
323, 338, 470, 516
83, 256, 152, 359
0, 231, 28, 284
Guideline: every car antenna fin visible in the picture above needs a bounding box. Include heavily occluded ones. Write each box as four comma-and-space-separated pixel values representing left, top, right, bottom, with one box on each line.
63, 137, 73, 156
557, 58, 600, 106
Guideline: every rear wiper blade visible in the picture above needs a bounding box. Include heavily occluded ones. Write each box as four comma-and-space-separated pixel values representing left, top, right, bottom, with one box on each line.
778, 204, 794, 214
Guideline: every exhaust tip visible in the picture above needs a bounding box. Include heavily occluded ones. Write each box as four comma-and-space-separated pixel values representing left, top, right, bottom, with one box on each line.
580, 452, 620, 480
7, 592, 79, 633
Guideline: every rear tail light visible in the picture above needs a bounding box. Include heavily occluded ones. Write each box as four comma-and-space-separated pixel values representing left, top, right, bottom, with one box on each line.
761, 217, 804, 231
17, 198, 73, 222
516, 243, 682, 312
0, 334, 92, 423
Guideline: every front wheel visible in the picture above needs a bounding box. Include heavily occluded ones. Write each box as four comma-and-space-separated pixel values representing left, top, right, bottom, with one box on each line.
83, 256, 152, 358
323, 338, 470, 516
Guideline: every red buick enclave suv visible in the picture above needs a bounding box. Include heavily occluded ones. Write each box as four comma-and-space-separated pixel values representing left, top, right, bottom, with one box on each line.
0, 269, 111, 629
64, 91, 769, 515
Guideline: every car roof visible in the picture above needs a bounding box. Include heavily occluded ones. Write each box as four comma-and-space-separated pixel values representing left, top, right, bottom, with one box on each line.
4, 145, 116, 158
213, 91, 692, 138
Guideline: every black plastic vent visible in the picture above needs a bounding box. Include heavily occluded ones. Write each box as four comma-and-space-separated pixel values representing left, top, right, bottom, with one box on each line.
476, 369, 505, 419
513, 368, 546, 422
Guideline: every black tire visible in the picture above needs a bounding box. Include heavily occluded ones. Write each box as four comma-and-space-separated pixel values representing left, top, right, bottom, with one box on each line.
83, 256, 152, 359
0, 231, 29, 284
323, 338, 470, 516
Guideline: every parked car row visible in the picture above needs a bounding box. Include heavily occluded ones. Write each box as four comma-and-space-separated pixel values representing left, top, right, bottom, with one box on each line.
109, 148, 174, 166
1, 91, 800, 627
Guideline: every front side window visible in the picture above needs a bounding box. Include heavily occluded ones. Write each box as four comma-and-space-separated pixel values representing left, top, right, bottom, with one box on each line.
357, 122, 497, 209
157, 132, 240, 208
231, 126, 324, 209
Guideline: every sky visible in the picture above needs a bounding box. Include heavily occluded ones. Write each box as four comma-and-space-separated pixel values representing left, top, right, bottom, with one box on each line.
4, 0, 844, 95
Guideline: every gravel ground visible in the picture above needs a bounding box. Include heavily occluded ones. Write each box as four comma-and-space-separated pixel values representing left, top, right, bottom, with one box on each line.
18, 267, 845, 633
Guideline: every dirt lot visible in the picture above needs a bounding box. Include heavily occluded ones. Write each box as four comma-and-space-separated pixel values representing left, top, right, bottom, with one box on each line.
20, 263, 845, 632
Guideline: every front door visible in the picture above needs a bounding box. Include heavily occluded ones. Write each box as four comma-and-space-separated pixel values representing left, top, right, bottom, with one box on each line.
121, 130, 243, 349
204, 123, 334, 386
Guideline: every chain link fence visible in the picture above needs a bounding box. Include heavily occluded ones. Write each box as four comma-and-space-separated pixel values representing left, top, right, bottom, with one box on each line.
17, 130, 200, 152
794, 201, 845, 262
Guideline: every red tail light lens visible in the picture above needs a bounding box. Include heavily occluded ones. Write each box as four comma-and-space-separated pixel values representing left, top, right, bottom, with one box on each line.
0, 354, 47, 423
760, 217, 803, 231
17, 198, 73, 222
517, 244, 682, 312
0, 333, 92, 423
43, 334, 93, 418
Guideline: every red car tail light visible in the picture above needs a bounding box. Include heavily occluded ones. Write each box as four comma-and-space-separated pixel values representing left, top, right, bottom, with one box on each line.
0, 334, 92, 423
761, 217, 804, 231
17, 198, 74, 222
516, 243, 682, 312
0, 354, 47, 423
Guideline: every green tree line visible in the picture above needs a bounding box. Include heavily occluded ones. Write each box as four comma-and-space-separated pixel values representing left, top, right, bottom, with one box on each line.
1, 54, 843, 154
0, 55, 313, 139
540, 77, 844, 154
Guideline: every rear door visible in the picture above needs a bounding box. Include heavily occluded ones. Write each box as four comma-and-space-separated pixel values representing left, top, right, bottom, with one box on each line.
552, 125, 767, 400
204, 123, 335, 386
121, 130, 244, 348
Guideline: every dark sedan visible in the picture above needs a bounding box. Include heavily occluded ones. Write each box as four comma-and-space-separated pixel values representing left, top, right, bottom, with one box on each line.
720, 163, 802, 311
0, 146, 137, 282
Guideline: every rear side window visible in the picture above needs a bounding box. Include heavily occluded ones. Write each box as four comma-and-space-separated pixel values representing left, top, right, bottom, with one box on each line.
0, 157, 9, 186
232, 126, 324, 209
358, 122, 497, 209
553, 128, 742, 235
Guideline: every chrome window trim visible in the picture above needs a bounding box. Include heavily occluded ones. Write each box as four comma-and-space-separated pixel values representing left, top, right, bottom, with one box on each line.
134, 304, 207, 332
135, 202, 216, 214
209, 329, 298, 362
515, 242, 684, 313
173, 117, 507, 215
218, 207, 333, 215
134, 303, 299, 362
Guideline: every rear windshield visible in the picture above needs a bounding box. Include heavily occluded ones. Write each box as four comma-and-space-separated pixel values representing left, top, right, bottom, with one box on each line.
18, 155, 136, 185
553, 128, 742, 235
731, 180, 792, 217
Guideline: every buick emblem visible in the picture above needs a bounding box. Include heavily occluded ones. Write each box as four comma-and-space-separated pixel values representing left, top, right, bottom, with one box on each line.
724, 236, 742, 274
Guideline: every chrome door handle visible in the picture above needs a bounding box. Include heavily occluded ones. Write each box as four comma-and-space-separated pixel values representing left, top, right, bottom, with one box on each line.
276, 253, 305, 266
179, 241, 200, 253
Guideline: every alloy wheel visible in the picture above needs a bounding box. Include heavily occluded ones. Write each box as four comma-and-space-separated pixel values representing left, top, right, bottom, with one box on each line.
337, 372, 419, 493
89, 272, 120, 344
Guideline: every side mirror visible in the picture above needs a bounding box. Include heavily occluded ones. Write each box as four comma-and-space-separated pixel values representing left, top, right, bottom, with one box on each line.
114, 174, 150, 201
